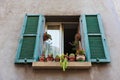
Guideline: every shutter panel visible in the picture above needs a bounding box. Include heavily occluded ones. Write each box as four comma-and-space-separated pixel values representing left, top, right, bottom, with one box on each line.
81, 14, 110, 63
15, 15, 44, 63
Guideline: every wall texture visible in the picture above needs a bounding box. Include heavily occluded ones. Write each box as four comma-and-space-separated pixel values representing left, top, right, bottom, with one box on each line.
112, 0, 120, 21
0, 0, 120, 80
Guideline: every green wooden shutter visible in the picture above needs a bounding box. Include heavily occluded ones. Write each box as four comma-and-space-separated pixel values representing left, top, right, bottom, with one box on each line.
81, 14, 110, 63
15, 14, 44, 63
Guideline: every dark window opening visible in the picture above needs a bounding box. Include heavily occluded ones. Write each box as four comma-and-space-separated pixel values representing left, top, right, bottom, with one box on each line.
63, 23, 78, 55
45, 15, 80, 55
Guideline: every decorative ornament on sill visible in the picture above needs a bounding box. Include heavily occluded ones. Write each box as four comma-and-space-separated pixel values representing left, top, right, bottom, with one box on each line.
43, 32, 52, 41
76, 49, 86, 61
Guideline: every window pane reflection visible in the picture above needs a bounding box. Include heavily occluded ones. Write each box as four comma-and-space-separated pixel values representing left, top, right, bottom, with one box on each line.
45, 25, 60, 57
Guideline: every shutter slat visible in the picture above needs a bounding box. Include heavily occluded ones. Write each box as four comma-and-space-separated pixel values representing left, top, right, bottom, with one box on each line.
86, 15, 100, 33
24, 16, 39, 34
88, 35, 106, 59
19, 36, 36, 59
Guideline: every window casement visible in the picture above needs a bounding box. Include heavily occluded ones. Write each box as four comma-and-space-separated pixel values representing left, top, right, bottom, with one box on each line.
15, 15, 45, 63
81, 14, 110, 62
15, 14, 110, 65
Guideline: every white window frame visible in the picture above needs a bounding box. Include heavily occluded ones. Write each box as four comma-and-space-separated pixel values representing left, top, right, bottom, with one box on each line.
45, 22, 64, 55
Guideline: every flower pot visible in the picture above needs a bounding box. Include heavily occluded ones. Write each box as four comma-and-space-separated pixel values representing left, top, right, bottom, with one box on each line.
55, 58, 60, 62
39, 57, 45, 62
76, 55, 85, 61
46, 57, 54, 61
69, 57, 75, 62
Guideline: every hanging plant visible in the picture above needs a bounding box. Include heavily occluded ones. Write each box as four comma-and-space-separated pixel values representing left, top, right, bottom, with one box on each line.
60, 54, 68, 71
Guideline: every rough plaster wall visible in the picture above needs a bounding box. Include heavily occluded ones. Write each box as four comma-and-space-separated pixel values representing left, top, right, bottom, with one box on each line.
0, 0, 120, 80
112, 0, 120, 21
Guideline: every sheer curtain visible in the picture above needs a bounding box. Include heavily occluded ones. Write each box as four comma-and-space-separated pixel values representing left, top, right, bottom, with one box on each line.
43, 40, 60, 58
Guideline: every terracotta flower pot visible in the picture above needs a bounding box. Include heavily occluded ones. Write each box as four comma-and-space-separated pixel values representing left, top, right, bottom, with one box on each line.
69, 57, 75, 62
39, 57, 45, 62
76, 55, 85, 61
55, 58, 60, 62
46, 57, 54, 61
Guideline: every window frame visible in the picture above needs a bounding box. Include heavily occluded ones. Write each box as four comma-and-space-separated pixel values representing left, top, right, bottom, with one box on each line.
81, 14, 110, 63
45, 22, 64, 56
15, 14, 44, 63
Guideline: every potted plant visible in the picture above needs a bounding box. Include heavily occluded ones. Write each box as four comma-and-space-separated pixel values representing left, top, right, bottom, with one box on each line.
69, 53, 75, 61
64, 53, 69, 60
60, 54, 68, 71
46, 53, 54, 61
76, 49, 86, 61
55, 55, 60, 62
43, 32, 52, 41
39, 53, 46, 62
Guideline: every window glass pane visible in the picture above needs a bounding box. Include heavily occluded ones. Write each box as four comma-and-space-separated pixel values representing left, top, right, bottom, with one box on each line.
45, 25, 60, 57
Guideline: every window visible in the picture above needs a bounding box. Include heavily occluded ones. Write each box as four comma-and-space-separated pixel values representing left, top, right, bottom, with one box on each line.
15, 14, 110, 63
44, 24, 62, 57
44, 22, 79, 57
81, 14, 110, 62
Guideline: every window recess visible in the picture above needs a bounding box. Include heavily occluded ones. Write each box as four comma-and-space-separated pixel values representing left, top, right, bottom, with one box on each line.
15, 14, 110, 70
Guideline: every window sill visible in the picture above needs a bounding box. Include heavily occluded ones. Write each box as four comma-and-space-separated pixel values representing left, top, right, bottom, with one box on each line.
32, 62, 92, 69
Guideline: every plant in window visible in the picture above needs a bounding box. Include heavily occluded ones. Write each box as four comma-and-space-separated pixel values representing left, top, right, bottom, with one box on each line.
69, 32, 81, 51
64, 53, 69, 60
39, 53, 46, 62
43, 32, 52, 41
76, 49, 86, 61
60, 54, 68, 71
46, 53, 54, 61
69, 53, 75, 62
55, 55, 60, 62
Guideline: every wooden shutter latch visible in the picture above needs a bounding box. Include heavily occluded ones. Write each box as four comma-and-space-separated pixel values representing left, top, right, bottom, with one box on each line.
24, 58, 27, 63
96, 58, 100, 63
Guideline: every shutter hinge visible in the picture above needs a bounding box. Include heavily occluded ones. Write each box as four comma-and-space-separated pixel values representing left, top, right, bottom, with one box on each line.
96, 58, 100, 63
24, 58, 27, 63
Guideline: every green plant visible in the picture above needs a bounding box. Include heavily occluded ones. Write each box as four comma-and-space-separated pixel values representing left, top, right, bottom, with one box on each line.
47, 53, 54, 61
69, 53, 75, 61
55, 55, 59, 57
55, 55, 60, 62
76, 49, 86, 61
69, 53, 75, 57
60, 54, 68, 71
69, 33, 81, 51
76, 49, 85, 55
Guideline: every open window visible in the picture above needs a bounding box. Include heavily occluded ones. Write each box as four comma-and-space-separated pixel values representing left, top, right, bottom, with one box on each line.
15, 14, 110, 69
45, 23, 62, 57
44, 16, 80, 57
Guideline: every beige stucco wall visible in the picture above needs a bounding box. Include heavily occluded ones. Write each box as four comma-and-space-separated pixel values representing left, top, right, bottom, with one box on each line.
112, 0, 120, 21
0, 0, 120, 80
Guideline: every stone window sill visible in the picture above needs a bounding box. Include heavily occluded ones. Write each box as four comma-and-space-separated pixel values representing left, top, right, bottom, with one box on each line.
32, 62, 92, 69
